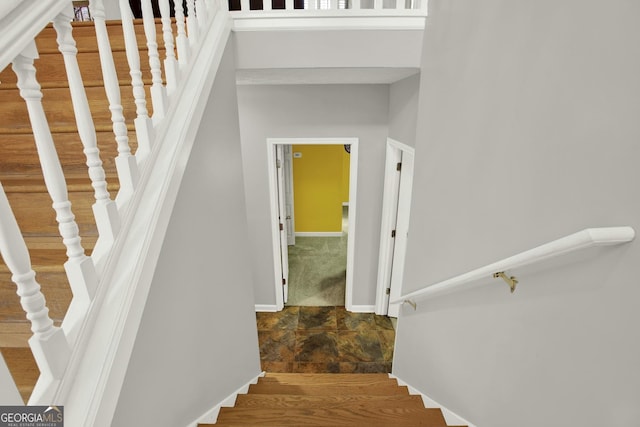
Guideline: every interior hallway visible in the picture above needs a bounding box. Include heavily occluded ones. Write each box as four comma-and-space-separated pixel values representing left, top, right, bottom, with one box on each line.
256, 306, 395, 373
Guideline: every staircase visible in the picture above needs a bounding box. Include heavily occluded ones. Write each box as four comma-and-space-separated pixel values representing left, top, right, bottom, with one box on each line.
204, 373, 465, 427
0, 18, 159, 403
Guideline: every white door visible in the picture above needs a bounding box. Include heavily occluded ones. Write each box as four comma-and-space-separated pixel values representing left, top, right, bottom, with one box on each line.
283, 145, 295, 246
275, 145, 290, 303
387, 149, 414, 317
376, 139, 415, 317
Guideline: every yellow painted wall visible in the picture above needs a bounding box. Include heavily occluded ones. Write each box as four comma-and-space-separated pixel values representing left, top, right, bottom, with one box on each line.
292, 145, 349, 232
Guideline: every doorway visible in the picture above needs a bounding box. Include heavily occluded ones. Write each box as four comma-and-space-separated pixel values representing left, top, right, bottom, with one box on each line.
375, 138, 415, 317
267, 138, 359, 311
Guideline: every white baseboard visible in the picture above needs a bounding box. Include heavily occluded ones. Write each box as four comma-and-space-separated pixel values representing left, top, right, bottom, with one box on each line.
389, 374, 476, 427
186, 372, 265, 427
295, 232, 343, 237
348, 304, 376, 313
255, 304, 279, 312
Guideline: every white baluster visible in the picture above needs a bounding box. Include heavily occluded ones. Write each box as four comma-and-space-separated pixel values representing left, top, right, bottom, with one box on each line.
351, 0, 360, 8
173, 0, 191, 66
12, 42, 98, 344
186, 0, 199, 46
0, 182, 70, 380
118, 0, 154, 165
197, 0, 209, 30
87, 0, 141, 206
53, 7, 122, 242
373, 0, 382, 9
394, 0, 403, 9
158, 0, 179, 94
285, 0, 294, 11
239, 0, 250, 11
141, 0, 167, 122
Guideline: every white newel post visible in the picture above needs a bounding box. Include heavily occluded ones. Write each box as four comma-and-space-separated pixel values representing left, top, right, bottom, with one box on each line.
158, 0, 179, 94
174, 0, 191, 67
12, 42, 98, 345
186, 0, 200, 47
118, 0, 154, 165
53, 8, 122, 243
0, 182, 70, 384
141, 0, 168, 122
86, 0, 140, 207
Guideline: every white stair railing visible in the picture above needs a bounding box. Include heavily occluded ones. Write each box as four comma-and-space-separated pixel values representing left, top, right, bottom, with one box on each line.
174, 0, 191, 67
0, 182, 70, 396
12, 42, 99, 346
118, 0, 154, 164
141, 0, 167, 122
53, 7, 122, 249
158, 0, 179, 94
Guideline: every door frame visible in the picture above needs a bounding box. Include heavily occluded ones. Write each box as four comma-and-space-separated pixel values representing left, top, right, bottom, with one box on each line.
375, 138, 415, 316
267, 137, 359, 311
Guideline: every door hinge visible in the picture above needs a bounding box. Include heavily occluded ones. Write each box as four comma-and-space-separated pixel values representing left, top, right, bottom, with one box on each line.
396, 162, 402, 171
386, 288, 391, 295
391, 229, 396, 238
282, 278, 286, 285
276, 159, 282, 169
279, 223, 284, 231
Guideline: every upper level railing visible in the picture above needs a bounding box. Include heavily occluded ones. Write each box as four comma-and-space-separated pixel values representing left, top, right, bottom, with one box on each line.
391, 227, 636, 310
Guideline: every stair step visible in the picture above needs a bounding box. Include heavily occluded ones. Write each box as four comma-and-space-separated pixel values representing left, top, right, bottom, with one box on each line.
248, 382, 410, 396
0, 131, 133, 176
33, 20, 163, 55
234, 393, 426, 409
0, 347, 38, 404
5, 190, 99, 237
260, 372, 392, 385
0, 86, 147, 134
212, 406, 449, 426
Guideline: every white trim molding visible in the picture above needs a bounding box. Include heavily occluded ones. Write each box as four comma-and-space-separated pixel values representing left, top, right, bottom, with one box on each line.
295, 232, 343, 237
186, 372, 265, 427
389, 375, 477, 427
266, 137, 359, 312
255, 304, 279, 312
348, 304, 375, 313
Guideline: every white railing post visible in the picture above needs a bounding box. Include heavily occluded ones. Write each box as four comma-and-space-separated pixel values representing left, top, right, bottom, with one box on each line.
158, 0, 179, 94
12, 42, 98, 344
285, 0, 294, 10
373, 0, 382, 10
174, 0, 191, 66
0, 182, 70, 382
118, 0, 154, 165
350, 0, 360, 9
53, 7, 122, 244
141, 0, 167, 122
187, 0, 200, 45
87, 0, 141, 207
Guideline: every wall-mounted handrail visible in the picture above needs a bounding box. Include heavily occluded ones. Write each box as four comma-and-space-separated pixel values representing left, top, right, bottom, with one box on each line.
391, 227, 635, 308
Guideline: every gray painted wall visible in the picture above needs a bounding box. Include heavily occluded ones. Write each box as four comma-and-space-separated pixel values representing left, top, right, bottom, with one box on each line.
236, 83, 390, 307
388, 73, 420, 147
111, 38, 261, 426
394, 1, 640, 426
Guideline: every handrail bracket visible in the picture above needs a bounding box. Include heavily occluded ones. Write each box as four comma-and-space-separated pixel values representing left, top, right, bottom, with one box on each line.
493, 271, 518, 293
403, 299, 417, 310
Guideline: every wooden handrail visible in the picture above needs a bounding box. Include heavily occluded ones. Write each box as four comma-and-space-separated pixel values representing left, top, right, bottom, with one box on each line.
392, 227, 635, 308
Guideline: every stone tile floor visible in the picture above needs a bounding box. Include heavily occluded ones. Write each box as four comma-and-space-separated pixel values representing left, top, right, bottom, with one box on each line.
256, 306, 395, 373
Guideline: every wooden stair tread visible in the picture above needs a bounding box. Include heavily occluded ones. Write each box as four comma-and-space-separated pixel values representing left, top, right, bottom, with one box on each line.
1, 175, 120, 193
213, 406, 449, 427
234, 393, 426, 409
261, 372, 393, 385
248, 382, 410, 396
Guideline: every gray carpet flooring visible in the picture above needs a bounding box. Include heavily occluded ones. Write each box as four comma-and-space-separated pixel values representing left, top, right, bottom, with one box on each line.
286, 235, 347, 306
